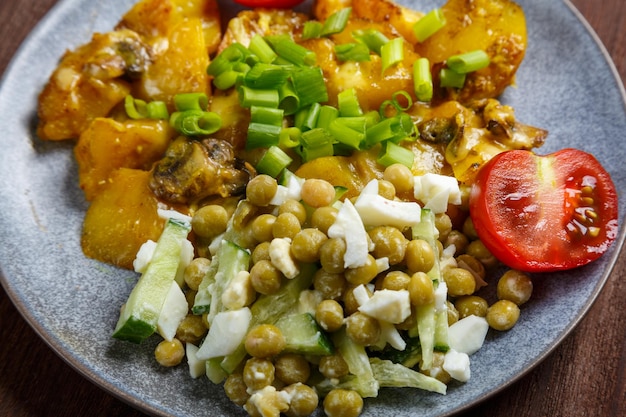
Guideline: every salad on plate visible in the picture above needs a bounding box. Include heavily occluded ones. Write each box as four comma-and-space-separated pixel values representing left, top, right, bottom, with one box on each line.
34, 0, 619, 416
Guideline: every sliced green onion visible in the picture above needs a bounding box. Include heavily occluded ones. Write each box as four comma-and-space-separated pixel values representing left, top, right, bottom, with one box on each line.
265, 35, 317, 67
298, 102, 321, 131
125, 95, 148, 119
174, 92, 208, 112
246, 122, 282, 149
292, 66, 328, 107
446, 50, 490, 74
439, 67, 466, 88
279, 127, 302, 148
250, 106, 284, 126
146, 101, 169, 120
365, 116, 402, 147
413, 57, 433, 102
316, 105, 339, 129
300, 127, 333, 148
379, 99, 398, 118
278, 81, 300, 116
302, 21, 323, 40
353, 29, 389, 55
398, 113, 417, 141
377, 141, 414, 168
239, 86, 280, 108
328, 118, 363, 149
337, 88, 363, 117
300, 128, 335, 162
334, 116, 368, 133
413, 8, 447, 43
170, 110, 222, 136
335, 43, 371, 62
244, 63, 290, 89
392, 90, 413, 111
256, 145, 293, 178
248, 35, 277, 64
320, 7, 352, 37
207, 43, 249, 76
381, 37, 404, 73
213, 69, 241, 90
302, 142, 335, 161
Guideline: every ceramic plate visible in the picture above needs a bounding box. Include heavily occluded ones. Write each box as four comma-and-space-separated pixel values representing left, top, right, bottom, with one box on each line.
1, 0, 624, 416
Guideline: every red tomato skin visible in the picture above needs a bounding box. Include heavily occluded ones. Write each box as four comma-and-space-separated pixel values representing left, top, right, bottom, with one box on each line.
469, 149, 619, 272
232, 0, 306, 8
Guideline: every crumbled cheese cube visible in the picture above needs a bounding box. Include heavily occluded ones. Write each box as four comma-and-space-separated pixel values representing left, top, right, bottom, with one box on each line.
413, 173, 462, 214
196, 308, 252, 360
133, 239, 157, 273
157, 281, 188, 341
434, 281, 448, 313
443, 349, 471, 382
448, 315, 489, 355
157, 207, 192, 224
358, 289, 411, 324
222, 270, 255, 310
244, 386, 289, 417
327, 199, 369, 268
269, 238, 299, 279
380, 320, 406, 350
186, 343, 205, 379
354, 180, 421, 228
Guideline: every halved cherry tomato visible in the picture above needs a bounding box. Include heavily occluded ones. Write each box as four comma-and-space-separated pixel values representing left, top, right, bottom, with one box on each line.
233, 0, 306, 8
469, 148, 619, 272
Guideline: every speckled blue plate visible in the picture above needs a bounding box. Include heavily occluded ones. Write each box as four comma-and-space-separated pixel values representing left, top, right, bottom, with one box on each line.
0, 0, 624, 416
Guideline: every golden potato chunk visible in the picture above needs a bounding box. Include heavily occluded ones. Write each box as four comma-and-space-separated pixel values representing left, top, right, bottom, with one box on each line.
81, 168, 168, 269
75, 118, 174, 201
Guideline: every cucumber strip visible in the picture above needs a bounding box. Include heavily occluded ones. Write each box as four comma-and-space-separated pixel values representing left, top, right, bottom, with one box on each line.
369, 358, 447, 395
434, 309, 450, 352
192, 240, 250, 318
411, 208, 442, 369
333, 327, 379, 398
220, 263, 316, 374
275, 312, 333, 356
113, 218, 191, 343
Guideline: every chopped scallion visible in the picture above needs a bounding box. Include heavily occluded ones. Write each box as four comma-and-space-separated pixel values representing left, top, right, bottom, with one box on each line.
353, 29, 389, 55
381, 37, 404, 73
170, 110, 221, 136
292, 66, 328, 107
213, 69, 240, 90
298, 102, 321, 131
246, 122, 282, 149
279, 127, 302, 148
439, 67, 466, 88
302, 21, 323, 40
335, 43, 371, 62
377, 141, 414, 168
239, 86, 280, 108
250, 106, 284, 126
265, 35, 316, 66
328, 118, 363, 149
316, 105, 339, 129
244, 63, 290, 89
413, 8, 447, 42
413, 57, 433, 102
124, 95, 148, 119
392, 90, 413, 111
248, 35, 277, 64
174, 92, 208, 112
337, 88, 363, 117
278, 81, 300, 115
146, 101, 169, 120
446, 50, 490, 74
320, 7, 352, 37
256, 145, 293, 178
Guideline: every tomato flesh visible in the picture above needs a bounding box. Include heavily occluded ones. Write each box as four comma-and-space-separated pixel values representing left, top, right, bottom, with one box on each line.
469, 149, 619, 272
233, 0, 306, 8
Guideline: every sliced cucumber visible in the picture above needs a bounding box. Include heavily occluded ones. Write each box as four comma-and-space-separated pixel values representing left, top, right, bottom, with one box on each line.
275, 313, 333, 356
192, 240, 250, 318
113, 218, 191, 343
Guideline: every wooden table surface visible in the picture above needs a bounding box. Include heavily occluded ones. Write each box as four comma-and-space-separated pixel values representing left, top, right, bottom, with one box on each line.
1, 0, 624, 416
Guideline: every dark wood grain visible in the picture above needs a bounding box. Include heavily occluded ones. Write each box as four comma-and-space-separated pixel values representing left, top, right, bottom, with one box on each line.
1, 1, 624, 416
